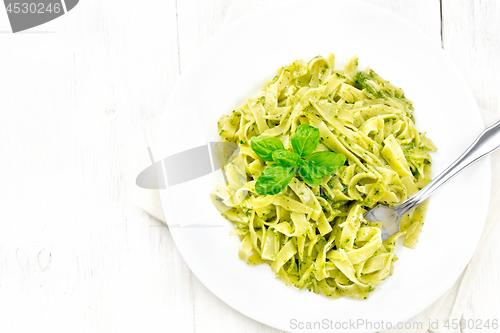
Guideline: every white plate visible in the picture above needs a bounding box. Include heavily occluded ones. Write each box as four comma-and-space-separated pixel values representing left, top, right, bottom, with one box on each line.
158, 1, 490, 332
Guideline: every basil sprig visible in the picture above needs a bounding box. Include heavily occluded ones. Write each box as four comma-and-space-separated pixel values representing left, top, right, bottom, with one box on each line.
250, 136, 284, 161
272, 149, 300, 166
250, 124, 347, 195
292, 124, 320, 157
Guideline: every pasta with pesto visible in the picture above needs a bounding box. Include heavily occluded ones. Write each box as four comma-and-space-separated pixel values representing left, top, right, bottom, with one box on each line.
210, 54, 436, 299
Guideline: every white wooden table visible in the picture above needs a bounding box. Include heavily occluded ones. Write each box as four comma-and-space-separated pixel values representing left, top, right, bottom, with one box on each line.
0, 0, 498, 332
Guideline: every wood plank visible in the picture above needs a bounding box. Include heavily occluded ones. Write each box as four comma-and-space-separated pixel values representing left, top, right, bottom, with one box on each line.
8, 0, 493, 332
442, 0, 500, 330
176, 0, 235, 71
0, 0, 190, 332
442, 0, 500, 112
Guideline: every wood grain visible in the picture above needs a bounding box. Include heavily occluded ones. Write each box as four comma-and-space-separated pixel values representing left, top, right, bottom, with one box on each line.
442, 1, 500, 330
0, 0, 497, 332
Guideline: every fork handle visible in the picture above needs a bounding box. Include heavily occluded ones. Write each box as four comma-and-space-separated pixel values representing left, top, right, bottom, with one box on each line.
395, 119, 500, 216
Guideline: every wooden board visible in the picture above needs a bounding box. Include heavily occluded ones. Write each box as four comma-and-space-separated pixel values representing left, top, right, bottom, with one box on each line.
0, 0, 497, 332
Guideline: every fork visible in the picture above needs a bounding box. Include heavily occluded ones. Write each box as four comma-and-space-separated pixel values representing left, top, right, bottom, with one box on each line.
364, 119, 500, 240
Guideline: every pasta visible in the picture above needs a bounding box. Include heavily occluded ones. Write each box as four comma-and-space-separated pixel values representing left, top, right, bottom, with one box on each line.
210, 54, 436, 299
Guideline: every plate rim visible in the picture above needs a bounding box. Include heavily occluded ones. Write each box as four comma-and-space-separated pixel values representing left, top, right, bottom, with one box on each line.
158, 1, 491, 331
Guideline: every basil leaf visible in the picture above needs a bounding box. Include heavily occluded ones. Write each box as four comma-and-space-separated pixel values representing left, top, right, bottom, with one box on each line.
255, 165, 295, 195
250, 136, 284, 161
272, 149, 300, 167
306, 151, 346, 177
291, 124, 320, 157
297, 160, 323, 186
